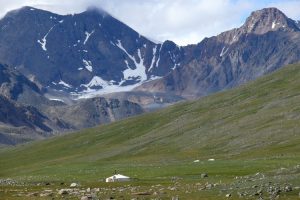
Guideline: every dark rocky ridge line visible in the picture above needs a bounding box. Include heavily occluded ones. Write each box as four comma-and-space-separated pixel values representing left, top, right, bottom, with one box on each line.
136, 8, 300, 98
1, 6, 299, 100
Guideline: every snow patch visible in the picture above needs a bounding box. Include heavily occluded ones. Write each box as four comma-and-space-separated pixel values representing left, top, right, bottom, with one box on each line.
149, 75, 162, 80
58, 80, 72, 88
83, 59, 93, 72
81, 76, 111, 88
148, 46, 157, 72
59, 20, 64, 23
78, 67, 83, 70
172, 63, 180, 70
77, 75, 162, 99
272, 21, 276, 29
220, 47, 229, 57
116, 40, 147, 82
155, 44, 162, 68
37, 25, 56, 51
83, 30, 95, 45
49, 98, 64, 103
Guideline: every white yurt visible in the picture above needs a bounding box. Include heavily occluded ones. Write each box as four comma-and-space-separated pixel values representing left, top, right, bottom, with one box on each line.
105, 174, 130, 182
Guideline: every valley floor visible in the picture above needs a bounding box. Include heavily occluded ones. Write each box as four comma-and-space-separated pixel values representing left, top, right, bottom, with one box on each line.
1, 157, 300, 199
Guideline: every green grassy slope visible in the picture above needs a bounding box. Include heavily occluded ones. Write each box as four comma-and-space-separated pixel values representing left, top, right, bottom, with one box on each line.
1, 63, 300, 199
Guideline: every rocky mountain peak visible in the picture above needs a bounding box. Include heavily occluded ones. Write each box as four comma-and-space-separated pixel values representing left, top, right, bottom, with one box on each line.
83, 6, 108, 16
243, 7, 299, 34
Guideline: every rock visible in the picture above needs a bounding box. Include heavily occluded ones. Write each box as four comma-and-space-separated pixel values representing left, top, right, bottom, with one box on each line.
172, 196, 179, 200
58, 189, 69, 195
284, 185, 292, 192
205, 184, 213, 189
86, 187, 91, 192
70, 182, 78, 187
133, 192, 152, 195
40, 192, 53, 197
168, 187, 176, 191
201, 173, 208, 178
254, 189, 263, 196
237, 192, 246, 197
225, 193, 231, 197
27, 192, 39, 197
81, 196, 89, 200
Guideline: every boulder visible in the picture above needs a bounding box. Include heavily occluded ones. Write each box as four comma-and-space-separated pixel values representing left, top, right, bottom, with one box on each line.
70, 183, 78, 187
201, 173, 208, 178
58, 189, 69, 195
225, 193, 231, 198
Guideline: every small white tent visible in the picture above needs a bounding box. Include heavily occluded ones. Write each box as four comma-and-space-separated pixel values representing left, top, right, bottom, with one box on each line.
105, 174, 130, 182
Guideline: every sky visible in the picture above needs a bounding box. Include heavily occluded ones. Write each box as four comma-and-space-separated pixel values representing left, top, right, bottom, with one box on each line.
0, 0, 299, 45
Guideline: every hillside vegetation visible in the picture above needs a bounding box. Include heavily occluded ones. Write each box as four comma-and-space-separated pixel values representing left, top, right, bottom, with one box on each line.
1, 63, 300, 199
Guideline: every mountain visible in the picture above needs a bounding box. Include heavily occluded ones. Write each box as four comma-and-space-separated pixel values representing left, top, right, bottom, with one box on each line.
0, 63, 42, 100
44, 97, 144, 130
1, 6, 300, 145
0, 6, 183, 97
0, 63, 144, 145
136, 8, 300, 98
1, 63, 300, 199
1, 6, 299, 101
0, 64, 67, 145
0, 95, 56, 145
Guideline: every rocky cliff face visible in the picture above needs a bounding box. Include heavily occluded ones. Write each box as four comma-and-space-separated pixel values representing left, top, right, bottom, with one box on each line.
0, 63, 144, 145
136, 8, 300, 98
46, 97, 144, 129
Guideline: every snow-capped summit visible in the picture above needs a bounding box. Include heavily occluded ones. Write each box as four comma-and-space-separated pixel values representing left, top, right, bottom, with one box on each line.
0, 6, 183, 97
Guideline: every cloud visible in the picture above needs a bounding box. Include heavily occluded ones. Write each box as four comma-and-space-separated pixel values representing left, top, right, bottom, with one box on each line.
268, 0, 300, 19
94, 0, 254, 45
0, 0, 298, 45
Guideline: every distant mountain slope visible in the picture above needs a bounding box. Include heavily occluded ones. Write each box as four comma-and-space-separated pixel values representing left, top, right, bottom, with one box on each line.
136, 8, 300, 98
0, 6, 183, 96
0, 63, 144, 145
0, 64, 41, 100
45, 97, 144, 130
1, 62, 300, 177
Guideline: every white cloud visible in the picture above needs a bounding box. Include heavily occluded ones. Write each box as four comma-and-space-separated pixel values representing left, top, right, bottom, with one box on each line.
268, 0, 300, 20
0, 0, 298, 45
